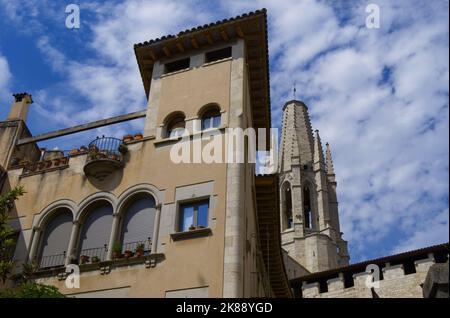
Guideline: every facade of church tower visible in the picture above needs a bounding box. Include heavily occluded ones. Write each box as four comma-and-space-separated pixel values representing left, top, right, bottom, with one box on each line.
279, 100, 349, 273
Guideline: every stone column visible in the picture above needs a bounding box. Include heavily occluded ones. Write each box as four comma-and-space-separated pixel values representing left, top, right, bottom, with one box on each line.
28, 226, 42, 263
107, 213, 121, 260
151, 204, 162, 254
65, 220, 81, 266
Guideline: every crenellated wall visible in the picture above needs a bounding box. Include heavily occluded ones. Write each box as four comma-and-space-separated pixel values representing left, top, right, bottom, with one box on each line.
301, 256, 437, 298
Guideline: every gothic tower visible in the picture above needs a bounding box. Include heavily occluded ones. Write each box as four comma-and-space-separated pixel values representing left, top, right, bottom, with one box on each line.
279, 100, 349, 273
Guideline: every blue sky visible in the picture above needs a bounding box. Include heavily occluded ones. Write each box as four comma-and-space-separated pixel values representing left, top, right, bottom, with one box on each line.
0, 0, 448, 263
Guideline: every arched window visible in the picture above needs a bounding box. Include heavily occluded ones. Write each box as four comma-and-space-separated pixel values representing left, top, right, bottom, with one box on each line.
201, 106, 221, 130
120, 194, 156, 254
281, 182, 293, 231
38, 209, 73, 268
166, 113, 186, 138
78, 202, 113, 262
303, 186, 313, 229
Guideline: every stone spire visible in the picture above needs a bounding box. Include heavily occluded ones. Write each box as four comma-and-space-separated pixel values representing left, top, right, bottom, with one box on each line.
325, 142, 335, 176
313, 130, 325, 169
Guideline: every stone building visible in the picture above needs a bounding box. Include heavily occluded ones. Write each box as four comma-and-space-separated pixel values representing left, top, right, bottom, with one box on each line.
278, 100, 349, 274
0, 9, 291, 298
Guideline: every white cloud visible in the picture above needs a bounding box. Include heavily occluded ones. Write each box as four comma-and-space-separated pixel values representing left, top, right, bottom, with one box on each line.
0, 52, 12, 104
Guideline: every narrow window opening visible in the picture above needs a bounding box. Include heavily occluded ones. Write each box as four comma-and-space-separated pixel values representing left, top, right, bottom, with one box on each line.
303, 186, 313, 229
205, 47, 232, 63
165, 58, 190, 74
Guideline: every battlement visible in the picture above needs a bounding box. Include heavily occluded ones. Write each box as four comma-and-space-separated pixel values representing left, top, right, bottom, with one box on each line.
293, 243, 448, 298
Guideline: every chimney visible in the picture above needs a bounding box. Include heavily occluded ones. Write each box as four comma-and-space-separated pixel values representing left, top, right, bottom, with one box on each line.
7, 92, 33, 122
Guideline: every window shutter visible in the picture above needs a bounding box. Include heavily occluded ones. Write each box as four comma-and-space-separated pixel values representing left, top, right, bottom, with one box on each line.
39, 210, 73, 263
79, 205, 113, 251
121, 197, 156, 245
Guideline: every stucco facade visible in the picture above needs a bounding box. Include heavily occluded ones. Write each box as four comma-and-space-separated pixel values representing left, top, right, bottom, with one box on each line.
1, 10, 291, 298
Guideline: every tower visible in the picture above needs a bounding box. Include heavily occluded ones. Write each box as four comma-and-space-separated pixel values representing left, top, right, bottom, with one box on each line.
279, 100, 349, 273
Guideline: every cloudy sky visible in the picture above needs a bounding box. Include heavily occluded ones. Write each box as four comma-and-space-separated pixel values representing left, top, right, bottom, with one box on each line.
0, 0, 448, 262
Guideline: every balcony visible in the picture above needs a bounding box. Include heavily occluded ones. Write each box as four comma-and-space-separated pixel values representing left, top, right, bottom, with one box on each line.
83, 136, 127, 181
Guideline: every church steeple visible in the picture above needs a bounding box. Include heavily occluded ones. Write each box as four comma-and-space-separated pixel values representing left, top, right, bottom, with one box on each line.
278, 99, 350, 273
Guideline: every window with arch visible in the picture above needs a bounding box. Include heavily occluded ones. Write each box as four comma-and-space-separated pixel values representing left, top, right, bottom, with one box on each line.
38, 209, 73, 268
200, 106, 221, 130
166, 113, 186, 138
303, 185, 313, 229
78, 202, 113, 262
281, 182, 293, 231
119, 194, 156, 254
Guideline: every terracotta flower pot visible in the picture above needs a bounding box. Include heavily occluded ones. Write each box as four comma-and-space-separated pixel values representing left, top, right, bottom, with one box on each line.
135, 250, 143, 258
124, 250, 133, 258
123, 134, 133, 142
134, 133, 143, 140
80, 255, 90, 264
70, 148, 79, 156
112, 251, 122, 259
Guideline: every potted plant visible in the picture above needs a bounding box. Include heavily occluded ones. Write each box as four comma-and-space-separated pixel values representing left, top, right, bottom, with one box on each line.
70, 148, 79, 156
134, 132, 143, 140
88, 144, 98, 152
79, 145, 88, 153
37, 161, 46, 170
109, 153, 118, 161
112, 242, 122, 259
189, 225, 196, 231
124, 250, 133, 259
122, 134, 133, 142
118, 143, 128, 154
91, 256, 100, 263
135, 244, 145, 257
80, 255, 90, 265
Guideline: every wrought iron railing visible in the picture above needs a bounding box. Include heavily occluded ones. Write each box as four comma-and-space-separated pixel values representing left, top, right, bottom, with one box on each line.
122, 238, 152, 255
78, 244, 108, 264
39, 252, 66, 269
86, 136, 124, 163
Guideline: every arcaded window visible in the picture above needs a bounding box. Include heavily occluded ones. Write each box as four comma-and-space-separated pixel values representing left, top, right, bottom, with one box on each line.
303, 186, 313, 229
120, 194, 156, 254
78, 202, 113, 262
281, 182, 293, 231
38, 209, 73, 268
179, 200, 209, 232
166, 113, 186, 138
201, 106, 221, 130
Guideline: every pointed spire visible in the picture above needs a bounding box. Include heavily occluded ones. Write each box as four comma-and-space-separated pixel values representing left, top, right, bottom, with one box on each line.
313, 129, 325, 166
325, 142, 335, 175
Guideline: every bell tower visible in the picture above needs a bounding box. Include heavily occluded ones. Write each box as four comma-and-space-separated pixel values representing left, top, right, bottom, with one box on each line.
279, 100, 349, 273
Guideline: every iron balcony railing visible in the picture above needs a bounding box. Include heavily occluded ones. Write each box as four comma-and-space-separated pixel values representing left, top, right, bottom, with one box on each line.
39, 252, 66, 269
122, 238, 152, 255
86, 136, 124, 163
78, 244, 109, 264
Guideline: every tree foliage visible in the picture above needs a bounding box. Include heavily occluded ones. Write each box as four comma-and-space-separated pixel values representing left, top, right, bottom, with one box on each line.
0, 186, 65, 298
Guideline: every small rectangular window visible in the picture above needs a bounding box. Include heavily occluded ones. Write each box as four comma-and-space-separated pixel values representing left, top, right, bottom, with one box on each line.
179, 200, 209, 232
205, 47, 232, 63
165, 58, 190, 74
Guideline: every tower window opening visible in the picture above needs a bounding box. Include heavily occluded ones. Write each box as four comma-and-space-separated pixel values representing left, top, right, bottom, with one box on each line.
282, 183, 293, 231
303, 186, 313, 229
165, 58, 190, 74
205, 47, 232, 63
